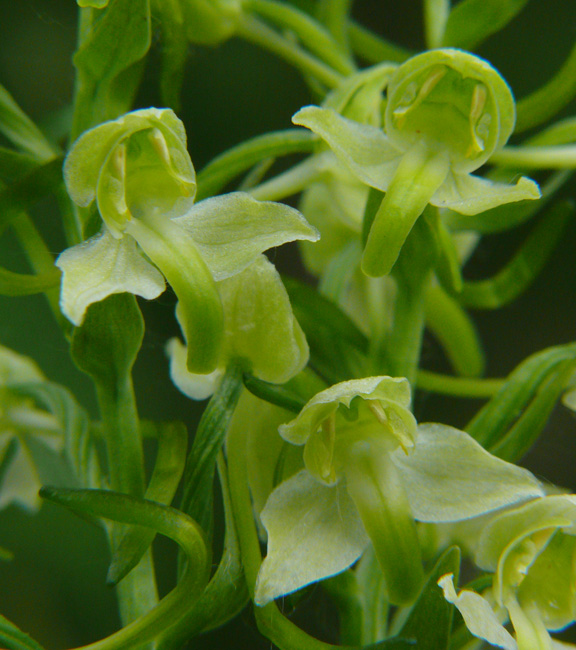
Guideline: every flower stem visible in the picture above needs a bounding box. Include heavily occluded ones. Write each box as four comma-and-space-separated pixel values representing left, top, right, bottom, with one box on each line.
243, 0, 355, 75
416, 370, 505, 398
236, 13, 343, 89
196, 129, 317, 200
248, 154, 325, 201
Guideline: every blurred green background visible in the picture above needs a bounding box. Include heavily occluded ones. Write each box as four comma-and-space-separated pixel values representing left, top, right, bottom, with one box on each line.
0, 0, 575, 648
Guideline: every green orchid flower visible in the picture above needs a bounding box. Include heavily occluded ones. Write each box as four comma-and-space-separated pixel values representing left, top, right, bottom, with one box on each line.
58, 108, 318, 374
167, 255, 309, 400
254, 376, 544, 607
440, 494, 576, 650
293, 48, 541, 277
0, 345, 62, 512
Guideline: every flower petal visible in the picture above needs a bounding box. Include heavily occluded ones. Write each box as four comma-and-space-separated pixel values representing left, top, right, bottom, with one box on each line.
392, 423, 544, 522
166, 337, 224, 400
174, 192, 319, 281
432, 172, 540, 215
56, 230, 165, 326
279, 376, 412, 445
293, 105, 401, 192
219, 255, 309, 384
255, 469, 369, 605
438, 574, 518, 650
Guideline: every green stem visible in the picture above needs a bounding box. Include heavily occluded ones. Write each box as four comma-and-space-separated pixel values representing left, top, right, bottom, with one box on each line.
491, 144, 576, 168
385, 276, 428, 385
196, 129, 317, 200
248, 154, 325, 201
416, 370, 504, 398
318, 0, 353, 53
423, 0, 450, 48
236, 13, 343, 89
349, 22, 412, 64
97, 378, 158, 625
425, 284, 485, 377
243, 0, 355, 75
10, 213, 67, 331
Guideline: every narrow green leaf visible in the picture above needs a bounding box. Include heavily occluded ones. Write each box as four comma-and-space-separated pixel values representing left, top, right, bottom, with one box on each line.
155, 457, 249, 648
0, 84, 57, 162
442, 0, 530, 50
425, 285, 485, 378
39, 487, 210, 650
0, 266, 60, 297
466, 343, 576, 449
0, 148, 38, 183
0, 614, 45, 650
108, 421, 188, 584
459, 201, 572, 309
283, 277, 368, 384
516, 39, 576, 133
490, 359, 576, 462
196, 130, 317, 200
0, 157, 64, 232
179, 364, 244, 538
396, 546, 460, 650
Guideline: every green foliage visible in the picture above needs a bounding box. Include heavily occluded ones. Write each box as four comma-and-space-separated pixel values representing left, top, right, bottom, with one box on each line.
2, 1, 576, 649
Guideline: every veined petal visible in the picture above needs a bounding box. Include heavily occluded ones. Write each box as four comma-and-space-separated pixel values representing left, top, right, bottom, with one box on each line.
293, 106, 401, 192
166, 337, 224, 400
432, 172, 541, 215
438, 574, 518, 650
56, 230, 165, 326
174, 192, 319, 281
255, 469, 369, 605
392, 423, 544, 523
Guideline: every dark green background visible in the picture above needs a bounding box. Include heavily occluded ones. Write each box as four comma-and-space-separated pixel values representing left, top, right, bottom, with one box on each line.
0, 0, 575, 647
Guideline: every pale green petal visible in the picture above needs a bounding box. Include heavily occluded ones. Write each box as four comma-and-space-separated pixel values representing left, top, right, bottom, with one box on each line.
279, 376, 412, 445
65, 108, 191, 207
0, 440, 42, 511
166, 337, 224, 400
475, 496, 576, 572
219, 255, 308, 384
432, 172, 541, 215
56, 230, 165, 326
562, 387, 576, 411
438, 574, 518, 650
292, 106, 401, 192
255, 469, 369, 605
0, 345, 44, 384
392, 423, 544, 523
174, 192, 319, 281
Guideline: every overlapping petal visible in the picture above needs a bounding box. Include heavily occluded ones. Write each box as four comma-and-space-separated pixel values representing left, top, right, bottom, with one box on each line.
56, 229, 165, 326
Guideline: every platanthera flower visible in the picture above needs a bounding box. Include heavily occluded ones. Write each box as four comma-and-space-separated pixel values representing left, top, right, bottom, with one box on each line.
167, 255, 309, 400
440, 495, 576, 650
0, 345, 62, 511
57, 108, 318, 374
293, 49, 541, 277
254, 376, 544, 607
